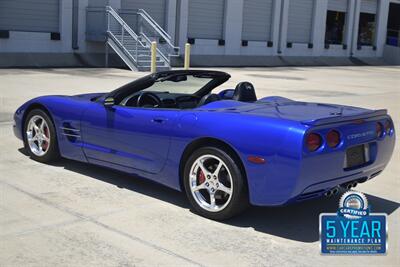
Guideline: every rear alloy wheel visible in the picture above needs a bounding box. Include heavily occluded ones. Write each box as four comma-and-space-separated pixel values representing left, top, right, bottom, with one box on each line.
184, 147, 248, 220
24, 109, 60, 163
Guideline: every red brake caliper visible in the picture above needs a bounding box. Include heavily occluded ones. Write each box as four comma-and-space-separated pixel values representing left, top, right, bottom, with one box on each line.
42, 127, 49, 150
197, 168, 206, 185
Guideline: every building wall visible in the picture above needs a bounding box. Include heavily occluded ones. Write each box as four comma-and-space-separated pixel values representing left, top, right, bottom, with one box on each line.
0, 0, 117, 54
177, 0, 392, 59
0, 0, 397, 67
0, 0, 74, 53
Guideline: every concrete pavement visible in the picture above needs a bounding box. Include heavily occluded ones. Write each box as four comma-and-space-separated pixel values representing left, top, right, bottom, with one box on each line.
0, 67, 399, 266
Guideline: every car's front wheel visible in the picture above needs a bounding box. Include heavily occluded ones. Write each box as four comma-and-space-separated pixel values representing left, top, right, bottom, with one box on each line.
183, 146, 248, 220
24, 109, 60, 163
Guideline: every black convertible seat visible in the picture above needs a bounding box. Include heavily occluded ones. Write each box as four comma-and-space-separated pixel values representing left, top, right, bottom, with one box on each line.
198, 93, 221, 107
233, 82, 257, 102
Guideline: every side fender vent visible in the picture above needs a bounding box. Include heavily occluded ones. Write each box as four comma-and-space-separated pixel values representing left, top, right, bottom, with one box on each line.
60, 123, 81, 142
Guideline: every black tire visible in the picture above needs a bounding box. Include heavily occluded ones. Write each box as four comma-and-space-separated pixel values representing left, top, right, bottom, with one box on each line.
183, 146, 248, 220
23, 109, 60, 163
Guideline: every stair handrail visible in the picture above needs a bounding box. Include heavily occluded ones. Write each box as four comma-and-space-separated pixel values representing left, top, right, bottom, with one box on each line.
107, 31, 138, 64
140, 32, 170, 64
106, 6, 146, 48
137, 8, 179, 54
137, 9, 171, 40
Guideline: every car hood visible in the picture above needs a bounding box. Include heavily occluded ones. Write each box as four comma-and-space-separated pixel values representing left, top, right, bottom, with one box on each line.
203, 98, 387, 126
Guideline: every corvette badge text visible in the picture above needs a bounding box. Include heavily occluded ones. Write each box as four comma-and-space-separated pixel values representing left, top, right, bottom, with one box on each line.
320, 191, 387, 254
347, 130, 375, 140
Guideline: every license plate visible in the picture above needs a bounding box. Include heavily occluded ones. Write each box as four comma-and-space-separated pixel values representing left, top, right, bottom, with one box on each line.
345, 144, 366, 168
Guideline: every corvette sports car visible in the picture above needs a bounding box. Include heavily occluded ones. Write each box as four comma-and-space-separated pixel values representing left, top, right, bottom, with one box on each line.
14, 70, 395, 220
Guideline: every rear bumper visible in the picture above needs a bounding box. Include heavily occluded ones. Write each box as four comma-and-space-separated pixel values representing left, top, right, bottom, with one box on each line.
291, 164, 385, 203
246, 127, 395, 206
248, 161, 390, 207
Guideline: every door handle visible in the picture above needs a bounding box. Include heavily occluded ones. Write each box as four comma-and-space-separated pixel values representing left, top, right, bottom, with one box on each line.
152, 117, 168, 124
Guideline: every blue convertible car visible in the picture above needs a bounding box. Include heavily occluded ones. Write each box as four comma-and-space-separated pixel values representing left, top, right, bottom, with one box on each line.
13, 70, 395, 220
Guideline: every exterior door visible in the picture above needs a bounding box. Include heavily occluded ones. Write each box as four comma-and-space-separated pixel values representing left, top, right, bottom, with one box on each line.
120, 0, 167, 32
0, 0, 59, 32
287, 0, 315, 44
187, 0, 225, 39
81, 103, 178, 174
242, 0, 274, 42
326, 0, 348, 45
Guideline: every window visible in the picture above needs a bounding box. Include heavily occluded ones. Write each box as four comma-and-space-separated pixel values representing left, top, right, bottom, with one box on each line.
386, 3, 400, 47
358, 13, 376, 46
325, 11, 346, 44
144, 75, 214, 95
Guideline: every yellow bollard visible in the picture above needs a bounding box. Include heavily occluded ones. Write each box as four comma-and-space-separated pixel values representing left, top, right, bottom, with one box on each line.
184, 43, 191, 70
151, 41, 157, 73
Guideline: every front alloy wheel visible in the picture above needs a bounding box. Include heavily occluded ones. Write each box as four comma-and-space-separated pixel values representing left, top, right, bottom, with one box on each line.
24, 109, 60, 163
26, 115, 51, 157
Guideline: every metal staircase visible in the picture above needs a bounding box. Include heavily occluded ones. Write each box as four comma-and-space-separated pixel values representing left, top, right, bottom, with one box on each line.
105, 6, 179, 71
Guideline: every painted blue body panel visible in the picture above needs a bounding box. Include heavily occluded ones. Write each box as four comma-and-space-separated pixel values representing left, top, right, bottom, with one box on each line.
14, 93, 396, 206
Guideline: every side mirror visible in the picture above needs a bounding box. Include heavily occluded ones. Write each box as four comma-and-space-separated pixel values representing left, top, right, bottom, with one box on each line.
103, 97, 115, 107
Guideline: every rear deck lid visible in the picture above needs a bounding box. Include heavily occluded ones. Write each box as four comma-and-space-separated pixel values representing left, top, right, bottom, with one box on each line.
213, 99, 387, 125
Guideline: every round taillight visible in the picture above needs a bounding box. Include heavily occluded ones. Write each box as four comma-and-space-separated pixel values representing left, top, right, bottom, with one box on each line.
376, 122, 383, 138
326, 130, 341, 148
384, 120, 392, 135
306, 133, 322, 152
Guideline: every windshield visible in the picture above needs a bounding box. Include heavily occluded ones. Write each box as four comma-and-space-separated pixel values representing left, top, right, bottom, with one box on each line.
144, 75, 213, 94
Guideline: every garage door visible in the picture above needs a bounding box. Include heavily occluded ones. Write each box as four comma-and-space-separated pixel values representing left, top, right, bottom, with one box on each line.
287, 0, 315, 43
242, 0, 273, 41
121, 0, 166, 28
88, 0, 108, 7
360, 0, 377, 14
328, 0, 348, 12
0, 0, 59, 32
188, 0, 225, 39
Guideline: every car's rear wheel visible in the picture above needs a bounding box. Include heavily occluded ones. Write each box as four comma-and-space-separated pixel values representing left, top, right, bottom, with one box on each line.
24, 109, 60, 163
183, 146, 248, 220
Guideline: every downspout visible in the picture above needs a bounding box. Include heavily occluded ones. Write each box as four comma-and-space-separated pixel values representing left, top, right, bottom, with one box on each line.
277, 0, 285, 54
350, 0, 358, 57
72, 0, 79, 50
174, 0, 181, 46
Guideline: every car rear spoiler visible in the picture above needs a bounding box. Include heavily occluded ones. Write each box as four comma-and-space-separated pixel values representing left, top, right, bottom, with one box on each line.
301, 109, 388, 126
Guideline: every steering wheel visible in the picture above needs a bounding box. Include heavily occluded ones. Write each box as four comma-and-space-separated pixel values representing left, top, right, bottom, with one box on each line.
136, 92, 162, 108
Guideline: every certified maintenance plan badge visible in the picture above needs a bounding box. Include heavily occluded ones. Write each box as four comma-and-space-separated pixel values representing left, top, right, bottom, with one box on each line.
320, 191, 387, 254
